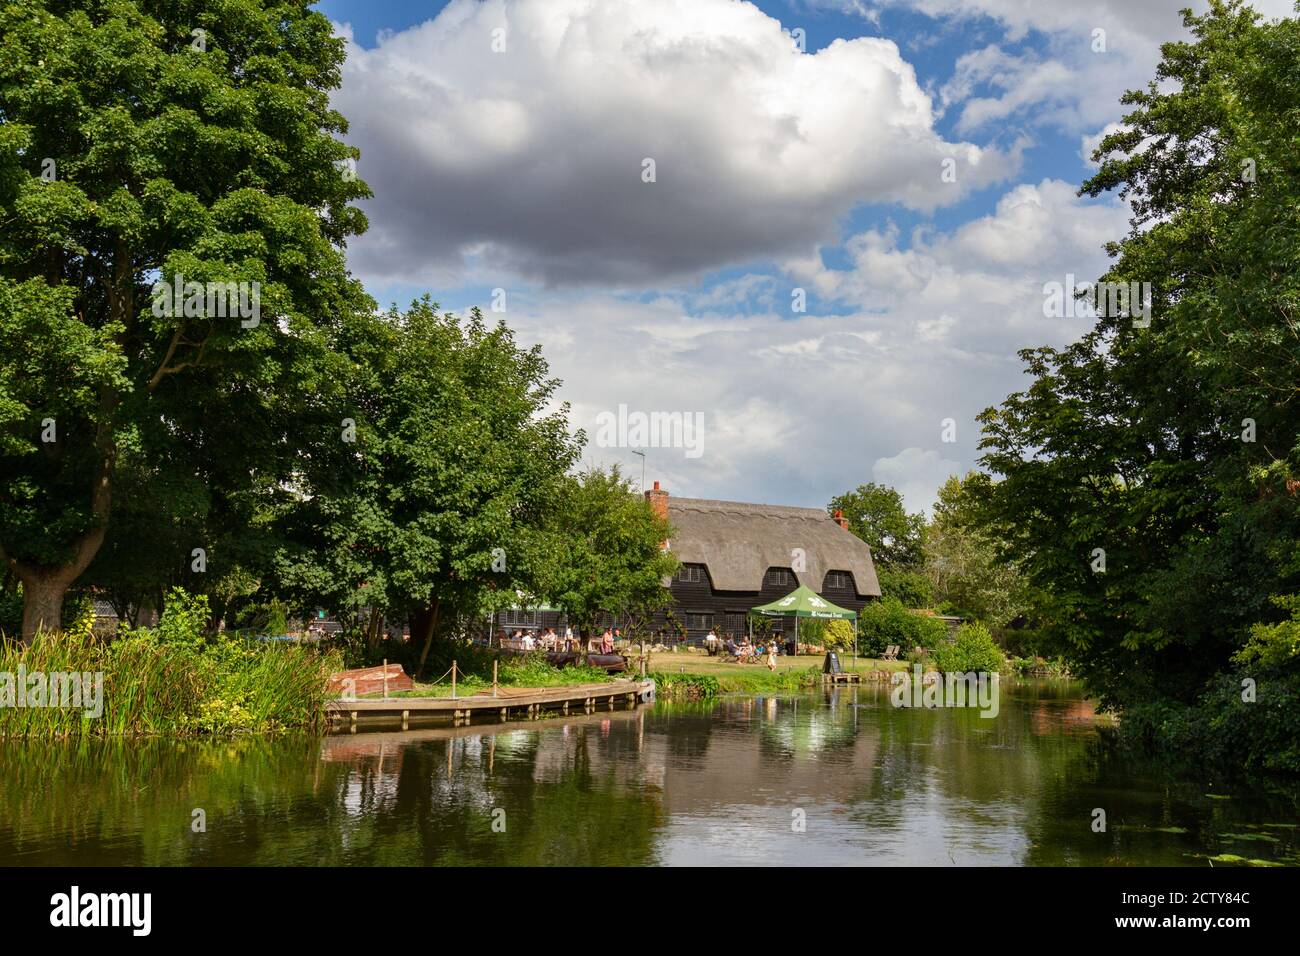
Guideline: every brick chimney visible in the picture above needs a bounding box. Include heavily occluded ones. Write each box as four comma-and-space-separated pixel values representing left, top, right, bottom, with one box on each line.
645, 480, 669, 521
833, 509, 848, 530
645, 481, 670, 551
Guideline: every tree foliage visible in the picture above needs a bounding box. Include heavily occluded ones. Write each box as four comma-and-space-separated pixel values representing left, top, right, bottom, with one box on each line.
271, 299, 582, 663
974, 1, 1300, 725
541, 466, 678, 636
856, 596, 947, 658
827, 482, 925, 568
0, 0, 372, 638
924, 473, 1032, 629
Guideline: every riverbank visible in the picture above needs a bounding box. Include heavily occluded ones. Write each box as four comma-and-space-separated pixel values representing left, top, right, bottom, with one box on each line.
647, 650, 908, 695
0, 592, 340, 738
0, 628, 339, 738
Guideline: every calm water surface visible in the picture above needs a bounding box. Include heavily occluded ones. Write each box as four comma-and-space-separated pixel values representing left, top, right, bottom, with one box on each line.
1, 681, 1296, 865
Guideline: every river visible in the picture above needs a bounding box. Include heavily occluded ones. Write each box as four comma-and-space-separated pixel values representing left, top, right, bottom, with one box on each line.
1, 680, 1295, 865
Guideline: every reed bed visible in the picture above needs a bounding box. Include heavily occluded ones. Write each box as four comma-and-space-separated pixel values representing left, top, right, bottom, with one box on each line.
0, 630, 340, 738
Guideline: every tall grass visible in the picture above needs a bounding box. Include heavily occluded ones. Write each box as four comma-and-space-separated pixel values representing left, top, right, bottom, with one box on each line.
0, 603, 340, 739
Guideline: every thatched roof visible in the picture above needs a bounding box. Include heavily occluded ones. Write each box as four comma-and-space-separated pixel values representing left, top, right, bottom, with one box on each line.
666, 497, 881, 597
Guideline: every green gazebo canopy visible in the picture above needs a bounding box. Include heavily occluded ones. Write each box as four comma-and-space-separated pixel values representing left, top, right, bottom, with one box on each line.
749, 585, 856, 621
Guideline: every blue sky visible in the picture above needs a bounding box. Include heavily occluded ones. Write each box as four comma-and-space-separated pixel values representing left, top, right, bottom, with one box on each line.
312, 0, 1294, 512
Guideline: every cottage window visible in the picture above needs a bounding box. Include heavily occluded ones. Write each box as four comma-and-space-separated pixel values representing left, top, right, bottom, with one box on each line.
824, 570, 853, 590
765, 568, 795, 587
686, 612, 714, 631
675, 563, 707, 584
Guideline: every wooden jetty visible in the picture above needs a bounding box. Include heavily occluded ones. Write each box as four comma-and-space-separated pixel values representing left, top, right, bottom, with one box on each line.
326, 678, 656, 734
822, 671, 862, 685
820, 651, 861, 684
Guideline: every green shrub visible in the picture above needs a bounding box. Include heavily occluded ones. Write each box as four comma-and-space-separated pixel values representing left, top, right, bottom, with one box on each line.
826, 621, 857, 650
806, 621, 857, 650
1008, 655, 1070, 677
877, 568, 934, 608
857, 597, 947, 657
1120, 663, 1300, 775
929, 622, 1006, 673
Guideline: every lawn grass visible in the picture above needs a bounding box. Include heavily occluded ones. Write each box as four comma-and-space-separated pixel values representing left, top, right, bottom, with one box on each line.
369, 649, 907, 700
391, 657, 616, 698
644, 649, 906, 693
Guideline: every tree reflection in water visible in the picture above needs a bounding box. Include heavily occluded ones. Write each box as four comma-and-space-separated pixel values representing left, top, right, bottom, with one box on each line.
0, 685, 1295, 866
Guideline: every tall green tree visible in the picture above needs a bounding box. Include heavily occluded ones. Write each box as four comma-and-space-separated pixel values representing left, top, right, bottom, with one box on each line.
923, 472, 1031, 629
0, 0, 371, 639
975, 1, 1300, 711
827, 482, 925, 568
272, 300, 583, 672
541, 466, 677, 636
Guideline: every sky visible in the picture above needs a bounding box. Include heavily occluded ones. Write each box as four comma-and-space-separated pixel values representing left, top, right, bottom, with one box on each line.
314, 0, 1298, 514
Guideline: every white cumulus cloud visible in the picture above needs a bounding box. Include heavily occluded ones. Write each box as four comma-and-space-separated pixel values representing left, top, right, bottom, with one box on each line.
333, 0, 1019, 287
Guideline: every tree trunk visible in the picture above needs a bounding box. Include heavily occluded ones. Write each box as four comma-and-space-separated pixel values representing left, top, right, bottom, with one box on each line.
20, 575, 70, 640
415, 598, 441, 678
3, 367, 118, 643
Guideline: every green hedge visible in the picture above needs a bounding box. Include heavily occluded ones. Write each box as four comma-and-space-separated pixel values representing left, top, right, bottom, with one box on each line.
857, 597, 948, 657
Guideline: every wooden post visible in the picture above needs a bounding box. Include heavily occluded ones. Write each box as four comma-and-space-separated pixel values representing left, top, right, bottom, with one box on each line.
382, 658, 389, 699
492, 659, 498, 698
451, 659, 457, 700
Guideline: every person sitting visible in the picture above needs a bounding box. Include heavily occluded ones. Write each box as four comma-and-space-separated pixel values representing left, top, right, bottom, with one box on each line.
600, 630, 614, 655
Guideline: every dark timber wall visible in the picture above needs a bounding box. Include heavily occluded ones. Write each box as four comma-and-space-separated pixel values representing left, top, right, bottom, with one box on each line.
650, 566, 871, 644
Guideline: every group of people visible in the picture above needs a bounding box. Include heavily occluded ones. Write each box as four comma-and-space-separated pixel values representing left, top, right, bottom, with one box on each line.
704, 629, 784, 670
493, 626, 622, 655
